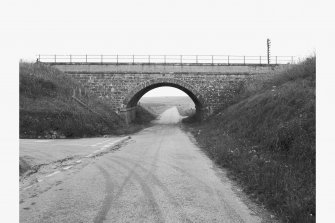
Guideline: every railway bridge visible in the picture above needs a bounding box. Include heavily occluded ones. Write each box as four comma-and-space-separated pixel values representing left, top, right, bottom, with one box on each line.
40, 54, 293, 123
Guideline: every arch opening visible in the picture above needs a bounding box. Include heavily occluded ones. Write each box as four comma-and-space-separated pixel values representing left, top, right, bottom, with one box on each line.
122, 79, 206, 123
139, 86, 196, 118
127, 83, 201, 110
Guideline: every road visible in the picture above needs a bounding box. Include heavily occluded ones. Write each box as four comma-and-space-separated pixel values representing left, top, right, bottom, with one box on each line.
20, 107, 268, 223
20, 136, 127, 169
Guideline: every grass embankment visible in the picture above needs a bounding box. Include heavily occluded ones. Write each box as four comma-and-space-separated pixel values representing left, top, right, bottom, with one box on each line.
186, 57, 315, 222
20, 62, 153, 138
133, 106, 157, 125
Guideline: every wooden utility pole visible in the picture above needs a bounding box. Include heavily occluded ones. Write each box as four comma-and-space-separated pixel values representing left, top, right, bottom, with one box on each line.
267, 38, 271, 64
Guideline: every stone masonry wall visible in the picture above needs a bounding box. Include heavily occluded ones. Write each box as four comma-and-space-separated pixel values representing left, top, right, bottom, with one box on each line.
66, 73, 247, 113
50, 63, 290, 120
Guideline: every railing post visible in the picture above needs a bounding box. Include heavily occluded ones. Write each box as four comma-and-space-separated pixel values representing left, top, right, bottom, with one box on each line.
227, 56, 230, 65
85, 54, 87, 63
132, 55, 134, 64
116, 54, 118, 64
276, 56, 278, 64
180, 55, 183, 64
211, 55, 214, 65
196, 55, 198, 64
148, 55, 150, 64
54, 54, 56, 63
244, 56, 245, 65
70, 55, 72, 63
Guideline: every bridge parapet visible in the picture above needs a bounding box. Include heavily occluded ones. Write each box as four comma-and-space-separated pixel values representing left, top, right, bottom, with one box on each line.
38, 54, 295, 65
47, 63, 291, 75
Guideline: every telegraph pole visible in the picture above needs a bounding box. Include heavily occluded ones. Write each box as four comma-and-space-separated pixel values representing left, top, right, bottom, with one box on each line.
267, 38, 271, 64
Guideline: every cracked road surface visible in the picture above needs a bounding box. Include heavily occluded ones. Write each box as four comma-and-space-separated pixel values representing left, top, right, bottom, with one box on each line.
20, 107, 265, 223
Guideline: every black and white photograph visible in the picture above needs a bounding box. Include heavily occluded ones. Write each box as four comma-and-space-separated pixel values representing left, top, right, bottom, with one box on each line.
1, 0, 333, 222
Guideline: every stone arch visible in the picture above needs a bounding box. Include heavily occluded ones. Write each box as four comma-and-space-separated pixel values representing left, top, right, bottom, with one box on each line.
123, 78, 206, 111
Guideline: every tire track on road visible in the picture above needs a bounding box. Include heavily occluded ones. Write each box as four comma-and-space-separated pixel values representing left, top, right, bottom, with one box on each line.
109, 156, 193, 223
93, 165, 116, 223
113, 153, 215, 196
91, 129, 166, 223
103, 159, 165, 223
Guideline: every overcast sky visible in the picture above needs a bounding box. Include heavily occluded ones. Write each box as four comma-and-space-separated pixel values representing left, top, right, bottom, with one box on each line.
2, 0, 321, 96
3, 0, 319, 59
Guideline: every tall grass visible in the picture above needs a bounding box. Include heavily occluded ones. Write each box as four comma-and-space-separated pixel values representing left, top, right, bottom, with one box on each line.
19, 62, 152, 138
188, 57, 315, 222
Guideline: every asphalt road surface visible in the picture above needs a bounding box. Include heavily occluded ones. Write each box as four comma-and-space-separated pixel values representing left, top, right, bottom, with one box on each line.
20, 136, 126, 167
20, 107, 268, 223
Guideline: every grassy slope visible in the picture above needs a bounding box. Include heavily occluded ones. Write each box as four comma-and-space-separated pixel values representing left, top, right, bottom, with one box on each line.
20, 63, 153, 138
187, 57, 315, 222
133, 106, 157, 124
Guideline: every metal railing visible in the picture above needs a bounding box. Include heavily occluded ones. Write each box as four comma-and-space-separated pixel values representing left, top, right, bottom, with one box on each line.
37, 54, 295, 65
